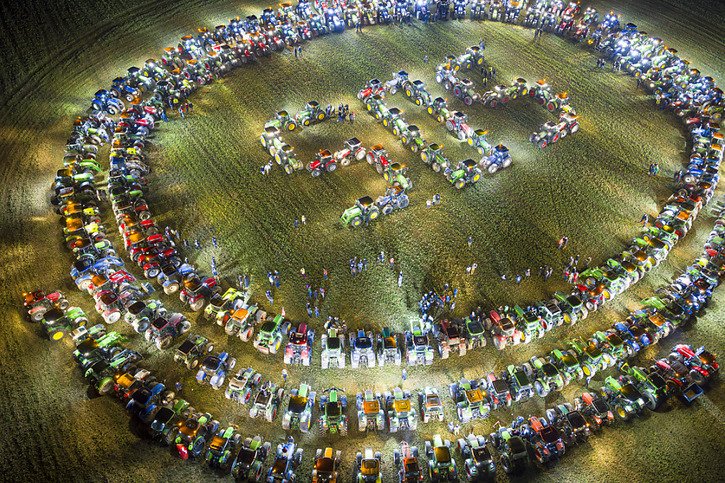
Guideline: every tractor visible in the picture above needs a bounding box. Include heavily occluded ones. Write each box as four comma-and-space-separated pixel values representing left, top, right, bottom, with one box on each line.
427, 97, 452, 123
307, 149, 338, 177
421, 143, 451, 173
377, 327, 402, 366
445, 111, 475, 141
450, 378, 490, 422
466, 129, 492, 155
384, 162, 412, 190
284, 323, 314, 366
366, 144, 394, 174
274, 144, 304, 174
425, 435, 458, 481
264, 110, 298, 132
356, 389, 385, 432
333, 137, 367, 165
385, 387, 418, 432
341, 196, 381, 228
445, 159, 481, 189
282, 382, 316, 432
319, 388, 348, 434
404, 79, 433, 106
480, 143, 512, 173
295, 100, 327, 126
400, 125, 426, 153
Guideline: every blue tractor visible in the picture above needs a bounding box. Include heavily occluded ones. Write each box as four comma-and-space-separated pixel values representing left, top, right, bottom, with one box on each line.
480, 144, 512, 174
196, 351, 237, 389
91, 90, 125, 115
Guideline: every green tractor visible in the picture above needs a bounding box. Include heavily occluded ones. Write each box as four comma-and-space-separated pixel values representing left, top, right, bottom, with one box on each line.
41, 306, 88, 341
341, 196, 381, 228
274, 144, 304, 174
260, 126, 285, 155
421, 143, 451, 173
295, 100, 327, 126
404, 79, 433, 106
382, 107, 409, 137
384, 162, 412, 190
445, 159, 481, 189
466, 129, 492, 155
365, 95, 388, 120
400, 125, 426, 153
619, 363, 670, 410
427, 97, 451, 123
457, 45, 485, 69
569, 338, 613, 378
264, 110, 298, 132
425, 434, 458, 481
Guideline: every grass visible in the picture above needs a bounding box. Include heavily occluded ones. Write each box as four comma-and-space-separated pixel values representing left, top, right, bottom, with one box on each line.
0, 0, 723, 481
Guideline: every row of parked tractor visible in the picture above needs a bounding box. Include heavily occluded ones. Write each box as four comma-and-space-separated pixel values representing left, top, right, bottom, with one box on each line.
259, 105, 414, 227
360, 72, 514, 180
30, 290, 718, 481
435, 50, 580, 149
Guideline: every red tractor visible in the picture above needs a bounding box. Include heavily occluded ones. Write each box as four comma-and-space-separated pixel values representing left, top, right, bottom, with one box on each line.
23, 290, 70, 322
180, 275, 219, 312
366, 144, 393, 175
307, 149, 337, 177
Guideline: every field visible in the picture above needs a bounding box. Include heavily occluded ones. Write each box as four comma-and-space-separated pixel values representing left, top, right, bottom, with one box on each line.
0, 0, 724, 481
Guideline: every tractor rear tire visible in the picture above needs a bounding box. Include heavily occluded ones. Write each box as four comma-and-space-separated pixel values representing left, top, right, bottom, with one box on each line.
352, 216, 363, 227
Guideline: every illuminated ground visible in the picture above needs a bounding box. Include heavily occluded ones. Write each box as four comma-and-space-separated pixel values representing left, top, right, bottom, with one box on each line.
0, 0, 723, 481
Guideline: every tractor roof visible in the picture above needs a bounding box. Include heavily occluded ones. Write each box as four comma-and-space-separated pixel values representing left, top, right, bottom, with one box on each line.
407, 124, 419, 132
307, 100, 320, 108
389, 107, 401, 115
318, 149, 332, 157
462, 159, 476, 169
277, 110, 289, 117
454, 111, 466, 119
413, 79, 425, 87
347, 137, 361, 146
358, 196, 374, 206
429, 143, 442, 150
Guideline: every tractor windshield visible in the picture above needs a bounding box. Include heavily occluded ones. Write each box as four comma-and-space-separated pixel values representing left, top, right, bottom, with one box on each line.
357, 337, 372, 349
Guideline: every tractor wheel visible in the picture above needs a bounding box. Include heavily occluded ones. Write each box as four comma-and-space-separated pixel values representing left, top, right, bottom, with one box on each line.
437, 115, 444, 123
493, 336, 506, 351
327, 162, 337, 173
240, 327, 253, 342
538, 140, 548, 149
570, 124, 579, 134
421, 152, 429, 162
464, 96, 473, 106
340, 157, 351, 167
317, 112, 326, 121
164, 282, 179, 295
415, 98, 421, 106
190, 299, 204, 312
303, 119, 311, 126
376, 164, 384, 175
366, 153, 375, 164
453, 86, 462, 97
552, 133, 560, 143
284, 164, 294, 175
546, 102, 556, 111
382, 204, 394, 215
432, 162, 441, 172
156, 335, 173, 350
405, 89, 412, 97
472, 173, 481, 183
107, 106, 118, 115
427, 106, 434, 115
410, 144, 419, 153
490, 100, 498, 108
614, 404, 630, 421
398, 196, 410, 209
368, 207, 380, 221
503, 157, 512, 168
366, 103, 372, 111
467, 138, 474, 146
50, 330, 65, 342
383, 118, 389, 127
351, 216, 363, 227
455, 179, 466, 190
97, 377, 115, 395
392, 127, 399, 136
488, 164, 499, 174
30, 308, 47, 322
